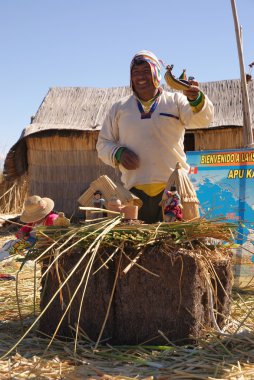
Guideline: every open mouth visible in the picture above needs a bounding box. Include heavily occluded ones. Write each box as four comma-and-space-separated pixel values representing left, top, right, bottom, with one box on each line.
136, 80, 148, 87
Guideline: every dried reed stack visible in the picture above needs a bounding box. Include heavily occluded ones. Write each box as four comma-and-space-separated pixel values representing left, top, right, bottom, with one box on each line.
34, 218, 235, 346
165, 162, 200, 220
0, 176, 27, 214
1, 266, 254, 380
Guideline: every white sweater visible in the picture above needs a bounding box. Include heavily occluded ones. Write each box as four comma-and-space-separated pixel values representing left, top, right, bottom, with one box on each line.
96, 90, 214, 189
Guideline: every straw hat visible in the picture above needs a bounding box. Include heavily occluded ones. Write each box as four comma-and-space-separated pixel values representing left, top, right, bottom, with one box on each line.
20, 195, 54, 223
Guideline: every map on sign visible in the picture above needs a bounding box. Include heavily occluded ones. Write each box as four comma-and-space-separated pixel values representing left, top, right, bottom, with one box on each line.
187, 149, 254, 287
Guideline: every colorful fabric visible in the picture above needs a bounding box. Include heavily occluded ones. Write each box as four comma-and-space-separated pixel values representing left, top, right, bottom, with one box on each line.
130, 50, 162, 89
16, 225, 33, 239
0, 212, 59, 261
115, 147, 126, 163
0, 236, 36, 259
44, 213, 59, 226
136, 88, 162, 119
0, 274, 15, 281
164, 192, 183, 221
136, 97, 160, 119
16, 212, 58, 236
138, 97, 155, 112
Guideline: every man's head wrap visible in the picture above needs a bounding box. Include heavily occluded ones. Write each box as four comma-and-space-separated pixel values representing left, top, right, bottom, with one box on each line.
130, 50, 162, 90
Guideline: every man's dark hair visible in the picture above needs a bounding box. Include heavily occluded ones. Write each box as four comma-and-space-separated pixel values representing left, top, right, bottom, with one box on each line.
94, 190, 102, 196
132, 57, 146, 66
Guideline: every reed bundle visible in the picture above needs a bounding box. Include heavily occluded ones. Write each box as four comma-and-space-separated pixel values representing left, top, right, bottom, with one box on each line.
0, 255, 254, 380
27, 217, 236, 263
0, 217, 233, 352
1, 217, 248, 379
0, 176, 27, 214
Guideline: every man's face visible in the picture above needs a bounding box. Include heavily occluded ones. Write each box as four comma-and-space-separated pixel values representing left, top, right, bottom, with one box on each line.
131, 61, 156, 98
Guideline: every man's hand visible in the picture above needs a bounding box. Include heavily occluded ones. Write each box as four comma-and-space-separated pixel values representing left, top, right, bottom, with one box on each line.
119, 148, 140, 170
183, 80, 200, 101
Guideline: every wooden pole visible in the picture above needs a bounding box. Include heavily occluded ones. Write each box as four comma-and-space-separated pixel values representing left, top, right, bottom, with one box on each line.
230, 0, 253, 147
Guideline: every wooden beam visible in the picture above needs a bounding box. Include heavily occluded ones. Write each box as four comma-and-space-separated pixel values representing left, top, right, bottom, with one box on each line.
230, 0, 253, 147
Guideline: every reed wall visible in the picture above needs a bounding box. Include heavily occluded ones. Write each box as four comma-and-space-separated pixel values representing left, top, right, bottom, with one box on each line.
193, 126, 244, 151
26, 133, 120, 216
0, 175, 27, 214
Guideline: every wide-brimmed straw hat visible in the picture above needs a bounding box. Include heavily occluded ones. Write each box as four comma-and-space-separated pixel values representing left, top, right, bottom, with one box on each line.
20, 195, 54, 223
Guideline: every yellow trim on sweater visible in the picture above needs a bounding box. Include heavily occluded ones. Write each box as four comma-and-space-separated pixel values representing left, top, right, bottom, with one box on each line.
137, 90, 161, 112
139, 98, 155, 112
135, 183, 166, 197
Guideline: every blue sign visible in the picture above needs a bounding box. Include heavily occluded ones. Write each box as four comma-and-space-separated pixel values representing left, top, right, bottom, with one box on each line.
187, 148, 254, 288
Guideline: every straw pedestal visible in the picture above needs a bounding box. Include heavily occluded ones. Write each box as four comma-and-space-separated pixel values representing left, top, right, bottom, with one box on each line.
39, 245, 232, 345
182, 202, 200, 221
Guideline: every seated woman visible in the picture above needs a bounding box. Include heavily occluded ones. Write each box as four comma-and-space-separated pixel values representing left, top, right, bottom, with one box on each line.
0, 195, 58, 261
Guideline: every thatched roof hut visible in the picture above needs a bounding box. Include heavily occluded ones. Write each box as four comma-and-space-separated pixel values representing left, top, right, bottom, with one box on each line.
4, 87, 131, 215
3, 80, 254, 216
186, 80, 254, 151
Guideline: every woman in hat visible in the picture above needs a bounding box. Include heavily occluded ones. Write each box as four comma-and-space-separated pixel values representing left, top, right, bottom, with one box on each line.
0, 195, 58, 261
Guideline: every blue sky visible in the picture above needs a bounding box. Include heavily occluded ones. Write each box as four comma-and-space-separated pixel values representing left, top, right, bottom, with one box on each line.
0, 0, 253, 158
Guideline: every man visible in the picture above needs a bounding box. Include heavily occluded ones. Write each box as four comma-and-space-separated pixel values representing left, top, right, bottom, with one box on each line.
96, 50, 214, 223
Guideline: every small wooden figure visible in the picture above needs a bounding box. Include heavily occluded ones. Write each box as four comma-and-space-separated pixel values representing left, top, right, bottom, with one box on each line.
92, 190, 106, 219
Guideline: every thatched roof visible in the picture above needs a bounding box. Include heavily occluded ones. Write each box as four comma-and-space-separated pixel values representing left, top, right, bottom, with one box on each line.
3, 80, 254, 181
18, 80, 254, 136
22, 87, 132, 136
78, 174, 142, 208
206, 80, 254, 127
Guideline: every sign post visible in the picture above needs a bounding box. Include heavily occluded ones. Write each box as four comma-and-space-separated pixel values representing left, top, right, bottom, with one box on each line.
230, 0, 253, 147
187, 148, 254, 289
